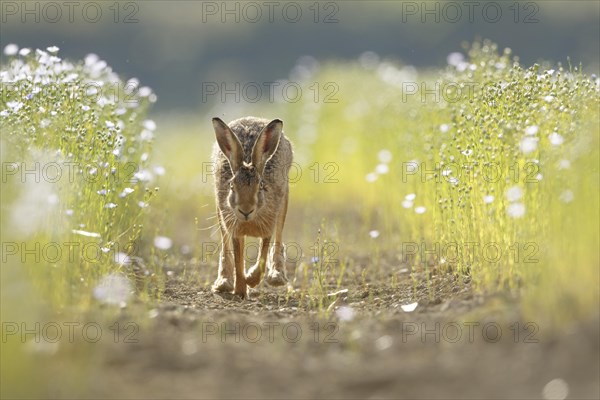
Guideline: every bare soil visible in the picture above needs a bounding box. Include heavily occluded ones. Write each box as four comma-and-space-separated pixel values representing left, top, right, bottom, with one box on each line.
62, 264, 600, 400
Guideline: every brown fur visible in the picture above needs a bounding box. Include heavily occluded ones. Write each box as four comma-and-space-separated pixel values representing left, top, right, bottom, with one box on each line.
211, 116, 293, 298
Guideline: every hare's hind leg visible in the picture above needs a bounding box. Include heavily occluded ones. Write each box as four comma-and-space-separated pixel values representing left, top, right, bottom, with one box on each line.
211, 211, 234, 293
246, 236, 270, 288
232, 236, 247, 298
266, 187, 288, 287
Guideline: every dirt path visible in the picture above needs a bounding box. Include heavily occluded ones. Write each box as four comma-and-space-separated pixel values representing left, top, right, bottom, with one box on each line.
69, 269, 600, 399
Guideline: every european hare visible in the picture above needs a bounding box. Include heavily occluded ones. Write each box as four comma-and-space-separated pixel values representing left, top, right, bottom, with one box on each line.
211, 116, 293, 298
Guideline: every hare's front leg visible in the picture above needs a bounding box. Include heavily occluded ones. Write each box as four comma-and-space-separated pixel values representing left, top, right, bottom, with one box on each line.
212, 213, 234, 293
266, 187, 289, 287
232, 236, 247, 298
246, 236, 270, 287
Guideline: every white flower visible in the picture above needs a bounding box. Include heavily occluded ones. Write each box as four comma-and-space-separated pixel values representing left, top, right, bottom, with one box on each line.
7, 101, 23, 112
402, 200, 413, 209
549, 132, 564, 146
558, 159, 571, 170
134, 170, 153, 182
35, 48, 48, 61
456, 62, 468, 72
126, 78, 140, 89
377, 149, 392, 163
154, 236, 172, 250
520, 137, 538, 154
542, 378, 569, 400
369, 230, 380, 238
446, 52, 465, 67
505, 186, 523, 202
119, 188, 135, 198
153, 166, 165, 176
72, 229, 101, 238
405, 193, 416, 201
375, 163, 389, 174
336, 306, 355, 322
400, 302, 418, 312
19, 48, 31, 56
47, 194, 59, 205
93, 274, 132, 305
365, 173, 378, 183
483, 195, 495, 204
507, 203, 526, 218
440, 124, 449, 133
525, 125, 539, 135
544, 95, 554, 103
375, 335, 393, 351
104, 203, 117, 209
559, 190, 574, 203
140, 129, 154, 141
85, 53, 99, 67
4, 44, 18, 56
415, 206, 426, 214
461, 149, 473, 156
143, 120, 157, 131
47, 46, 60, 54
139, 87, 152, 97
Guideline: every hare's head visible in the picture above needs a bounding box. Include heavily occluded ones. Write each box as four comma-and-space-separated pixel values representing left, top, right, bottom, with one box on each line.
213, 117, 282, 222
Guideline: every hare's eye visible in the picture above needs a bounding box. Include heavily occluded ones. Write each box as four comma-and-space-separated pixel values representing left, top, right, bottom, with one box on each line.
259, 180, 265, 190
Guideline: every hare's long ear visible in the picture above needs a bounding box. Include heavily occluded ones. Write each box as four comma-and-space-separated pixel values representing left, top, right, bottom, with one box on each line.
213, 117, 243, 172
252, 119, 282, 173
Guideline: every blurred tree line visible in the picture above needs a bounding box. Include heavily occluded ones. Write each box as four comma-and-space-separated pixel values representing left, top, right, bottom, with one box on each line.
1, 0, 598, 111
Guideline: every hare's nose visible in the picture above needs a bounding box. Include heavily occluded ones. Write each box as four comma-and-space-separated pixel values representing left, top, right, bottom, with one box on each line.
238, 208, 254, 219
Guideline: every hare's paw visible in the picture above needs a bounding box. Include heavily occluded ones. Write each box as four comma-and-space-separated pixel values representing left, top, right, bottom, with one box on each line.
211, 276, 234, 293
265, 269, 287, 287
245, 264, 262, 288
233, 281, 248, 299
